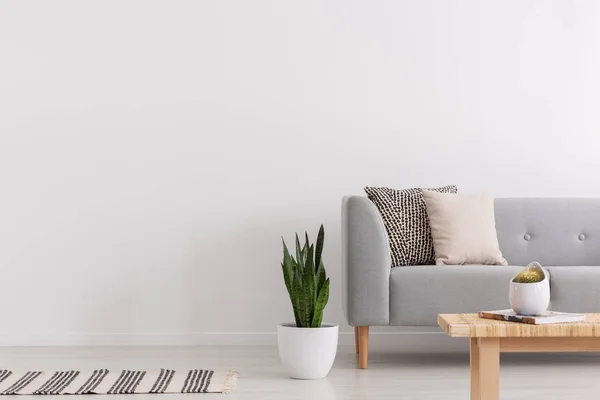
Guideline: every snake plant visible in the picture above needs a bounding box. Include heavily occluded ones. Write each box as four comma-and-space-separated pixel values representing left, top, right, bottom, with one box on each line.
281, 225, 330, 328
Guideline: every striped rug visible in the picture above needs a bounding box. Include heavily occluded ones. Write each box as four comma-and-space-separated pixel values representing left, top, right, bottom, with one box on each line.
0, 369, 237, 395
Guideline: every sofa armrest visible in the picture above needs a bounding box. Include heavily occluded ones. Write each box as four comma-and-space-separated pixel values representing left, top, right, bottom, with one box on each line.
342, 195, 391, 326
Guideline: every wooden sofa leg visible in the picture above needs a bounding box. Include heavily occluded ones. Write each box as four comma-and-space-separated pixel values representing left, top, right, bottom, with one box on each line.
357, 326, 369, 369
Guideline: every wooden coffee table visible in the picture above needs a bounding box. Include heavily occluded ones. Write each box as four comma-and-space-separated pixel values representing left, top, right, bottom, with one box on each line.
438, 313, 600, 400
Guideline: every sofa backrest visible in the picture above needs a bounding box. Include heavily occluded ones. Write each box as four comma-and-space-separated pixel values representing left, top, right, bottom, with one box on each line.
495, 198, 600, 266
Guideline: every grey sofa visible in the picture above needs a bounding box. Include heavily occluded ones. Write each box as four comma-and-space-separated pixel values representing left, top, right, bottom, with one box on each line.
342, 196, 600, 368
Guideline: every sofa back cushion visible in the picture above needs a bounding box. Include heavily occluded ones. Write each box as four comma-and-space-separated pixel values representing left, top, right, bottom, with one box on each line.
495, 198, 600, 266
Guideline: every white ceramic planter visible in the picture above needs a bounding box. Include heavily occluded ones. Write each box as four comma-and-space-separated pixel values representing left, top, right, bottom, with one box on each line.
509, 268, 550, 316
277, 323, 338, 380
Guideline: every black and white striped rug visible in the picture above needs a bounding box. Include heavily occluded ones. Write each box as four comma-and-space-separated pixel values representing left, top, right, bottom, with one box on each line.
0, 369, 237, 395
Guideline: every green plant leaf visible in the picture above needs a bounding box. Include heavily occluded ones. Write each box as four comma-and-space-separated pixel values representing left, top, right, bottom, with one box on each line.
282, 238, 302, 325
312, 310, 323, 328
295, 233, 304, 270
302, 249, 315, 327
312, 278, 329, 327
281, 239, 294, 295
301, 234, 309, 268
281, 262, 291, 295
292, 271, 305, 327
315, 278, 329, 313
293, 261, 302, 286
314, 224, 324, 273
305, 244, 314, 272
285, 264, 301, 326
304, 232, 310, 255
315, 259, 326, 295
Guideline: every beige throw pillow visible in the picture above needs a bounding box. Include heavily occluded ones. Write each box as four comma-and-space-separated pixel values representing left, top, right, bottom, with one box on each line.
422, 190, 507, 266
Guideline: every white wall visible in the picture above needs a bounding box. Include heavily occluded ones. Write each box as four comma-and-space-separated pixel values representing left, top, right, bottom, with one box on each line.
1, 0, 600, 345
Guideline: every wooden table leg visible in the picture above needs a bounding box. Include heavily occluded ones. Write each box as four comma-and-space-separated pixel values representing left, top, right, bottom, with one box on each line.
478, 338, 500, 400
470, 338, 480, 400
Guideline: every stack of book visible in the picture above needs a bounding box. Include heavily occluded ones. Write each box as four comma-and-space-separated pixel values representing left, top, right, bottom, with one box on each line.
478, 309, 585, 325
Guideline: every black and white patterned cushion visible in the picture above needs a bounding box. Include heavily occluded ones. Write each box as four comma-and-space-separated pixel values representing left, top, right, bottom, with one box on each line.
364, 185, 458, 266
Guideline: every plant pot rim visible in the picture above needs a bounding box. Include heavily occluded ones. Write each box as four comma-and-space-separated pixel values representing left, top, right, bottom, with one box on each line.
278, 323, 338, 329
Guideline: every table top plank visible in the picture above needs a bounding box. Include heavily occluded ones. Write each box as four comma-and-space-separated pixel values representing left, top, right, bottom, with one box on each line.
438, 313, 600, 338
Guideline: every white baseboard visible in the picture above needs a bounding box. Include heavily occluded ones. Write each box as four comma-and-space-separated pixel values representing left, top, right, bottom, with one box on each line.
0, 331, 468, 352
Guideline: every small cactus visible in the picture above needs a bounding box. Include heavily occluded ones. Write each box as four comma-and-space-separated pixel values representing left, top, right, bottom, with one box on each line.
512, 262, 546, 283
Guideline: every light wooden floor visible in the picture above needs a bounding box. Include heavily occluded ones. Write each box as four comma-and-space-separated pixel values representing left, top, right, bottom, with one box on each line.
1, 346, 599, 399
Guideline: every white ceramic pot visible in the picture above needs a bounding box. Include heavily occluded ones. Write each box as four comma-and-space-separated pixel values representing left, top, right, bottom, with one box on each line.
509, 269, 550, 316
277, 323, 338, 379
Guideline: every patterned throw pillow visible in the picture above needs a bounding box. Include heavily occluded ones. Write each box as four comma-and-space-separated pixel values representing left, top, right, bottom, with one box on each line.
364, 185, 458, 266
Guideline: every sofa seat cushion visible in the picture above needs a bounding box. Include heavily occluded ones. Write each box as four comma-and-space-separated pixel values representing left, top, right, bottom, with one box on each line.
546, 267, 600, 313
390, 265, 526, 326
